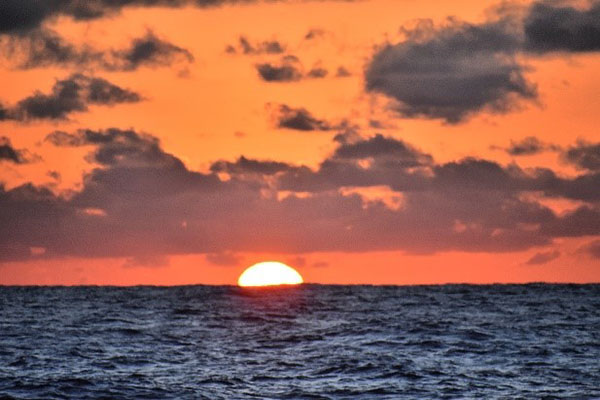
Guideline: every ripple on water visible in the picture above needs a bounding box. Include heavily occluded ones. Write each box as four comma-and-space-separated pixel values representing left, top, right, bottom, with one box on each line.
0, 284, 599, 399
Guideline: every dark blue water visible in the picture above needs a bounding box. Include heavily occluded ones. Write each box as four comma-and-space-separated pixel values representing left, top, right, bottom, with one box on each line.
1, 284, 599, 399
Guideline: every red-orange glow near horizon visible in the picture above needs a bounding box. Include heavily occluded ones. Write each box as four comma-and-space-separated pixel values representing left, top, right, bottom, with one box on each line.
238, 262, 304, 287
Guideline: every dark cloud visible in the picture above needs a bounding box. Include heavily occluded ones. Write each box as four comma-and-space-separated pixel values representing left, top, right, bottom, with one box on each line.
0, 137, 28, 164
0, 1, 272, 34
2, 29, 193, 71
278, 135, 431, 192
1, 28, 102, 69
307, 67, 328, 78
274, 104, 332, 131
366, 1, 600, 123
366, 19, 535, 123
579, 240, 600, 259
227, 36, 285, 55
562, 141, 600, 171
0, 0, 358, 35
0, 105, 8, 120
210, 156, 293, 176
304, 28, 325, 40
205, 251, 242, 266
525, 249, 560, 265
47, 170, 61, 181
548, 171, 600, 202
1, 129, 599, 262
0, 74, 141, 121
335, 66, 351, 77
256, 62, 302, 82
504, 136, 557, 156
334, 134, 433, 164
0, 1, 60, 34
105, 31, 194, 71
524, 1, 600, 53
541, 206, 600, 237
256, 57, 337, 82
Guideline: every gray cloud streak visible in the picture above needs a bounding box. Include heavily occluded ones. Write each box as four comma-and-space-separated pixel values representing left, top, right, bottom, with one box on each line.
0, 74, 141, 121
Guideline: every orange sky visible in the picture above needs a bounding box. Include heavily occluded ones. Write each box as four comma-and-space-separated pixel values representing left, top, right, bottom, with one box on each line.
1, 0, 599, 285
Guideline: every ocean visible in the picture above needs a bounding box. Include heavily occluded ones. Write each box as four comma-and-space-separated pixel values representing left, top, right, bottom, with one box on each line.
1, 284, 599, 399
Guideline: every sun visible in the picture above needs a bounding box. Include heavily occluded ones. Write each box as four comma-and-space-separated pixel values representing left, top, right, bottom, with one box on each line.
238, 261, 304, 287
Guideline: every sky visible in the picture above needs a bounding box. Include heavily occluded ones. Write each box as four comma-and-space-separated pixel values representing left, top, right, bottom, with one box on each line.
0, 0, 599, 285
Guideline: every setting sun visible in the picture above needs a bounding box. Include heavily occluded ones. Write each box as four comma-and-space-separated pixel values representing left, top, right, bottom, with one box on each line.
238, 262, 304, 287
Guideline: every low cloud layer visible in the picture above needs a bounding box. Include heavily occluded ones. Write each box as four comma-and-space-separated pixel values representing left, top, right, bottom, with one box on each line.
0, 74, 141, 121
1, 128, 598, 262
366, 1, 600, 123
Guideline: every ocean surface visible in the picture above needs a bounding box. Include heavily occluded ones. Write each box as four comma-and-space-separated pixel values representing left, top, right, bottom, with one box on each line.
1, 284, 599, 399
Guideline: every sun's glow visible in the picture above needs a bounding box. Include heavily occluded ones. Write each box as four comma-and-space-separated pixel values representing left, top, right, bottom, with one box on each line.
238, 261, 303, 287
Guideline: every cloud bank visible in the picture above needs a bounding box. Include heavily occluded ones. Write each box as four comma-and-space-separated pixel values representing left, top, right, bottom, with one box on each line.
1, 128, 598, 262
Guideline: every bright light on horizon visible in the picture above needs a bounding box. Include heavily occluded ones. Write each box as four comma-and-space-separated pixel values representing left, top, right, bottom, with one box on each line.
237, 261, 303, 287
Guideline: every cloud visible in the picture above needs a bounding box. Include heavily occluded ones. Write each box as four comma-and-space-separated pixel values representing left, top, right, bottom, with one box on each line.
278, 134, 430, 192
525, 249, 560, 265
562, 141, 600, 171
333, 134, 433, 164
0, 137, 29, 164
0, 1, 359, 35
540, 205, 600, 237
0, 1, 292, 34
304, 28, 326, 40
47, 170, 61, 181
1, 28, 102, 69
365, 1, 600, 123
524, 1, 600, 53
0, 1, 60, 34
205, 251, 243, 266
307, 67, 328, 78
579, 240, 600, 259
1, 29, 193, 71
255, 57, 335, 82
210, 155, 293, 176
1, 129, 599, 262
335, 66, 351, 77
273, 104, 333, 131
105, 31, 194, 71
0, 74, 141, 121
123, 254, 169, 268
226, 36, 285, 55
502, 136, 559, 156
256, 61, 302, 82
365, 18, 534, 123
